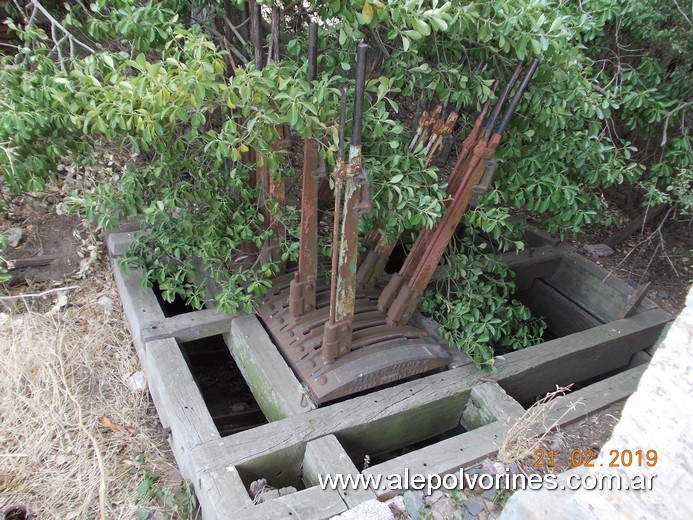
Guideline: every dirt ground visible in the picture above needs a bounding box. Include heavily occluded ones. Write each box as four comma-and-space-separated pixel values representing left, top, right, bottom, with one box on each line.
0, 154, 689, 519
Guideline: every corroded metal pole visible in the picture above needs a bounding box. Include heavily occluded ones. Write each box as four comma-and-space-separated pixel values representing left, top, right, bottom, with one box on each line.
322, 43, 369, 364
385, 59, 540, 326
289, 22, 320, 317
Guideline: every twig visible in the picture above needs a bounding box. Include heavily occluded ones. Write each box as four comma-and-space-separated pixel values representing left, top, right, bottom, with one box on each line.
0, 285, 81, 301
672, 0, 693, 27
54, 331, 107, 520
29, 0, 95, 53
224, 15, 249, 47
204, 23, 248, 65
660, 101, 691, 147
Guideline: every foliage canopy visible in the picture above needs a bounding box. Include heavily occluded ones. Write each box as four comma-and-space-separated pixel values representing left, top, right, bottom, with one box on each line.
1, 0, 689, 365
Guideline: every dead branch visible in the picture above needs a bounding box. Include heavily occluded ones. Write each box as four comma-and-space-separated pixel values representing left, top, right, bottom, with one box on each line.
661, 101, 691, 147
29, 0, 96, 54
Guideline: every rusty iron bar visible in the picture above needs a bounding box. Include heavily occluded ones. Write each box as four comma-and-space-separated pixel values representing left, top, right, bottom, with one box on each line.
357, 60, 490, 289
322, 43, 369, 365
424, 60, 486, 166
289, 22, 320, 317
379, 61, 526, 315
259, 4, 289, 272
379, 60, 526, 310
328, 88, 349, 324
384, 59, 540, 326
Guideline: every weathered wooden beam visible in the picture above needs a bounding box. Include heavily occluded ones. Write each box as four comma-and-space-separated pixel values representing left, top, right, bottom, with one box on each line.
517, 279, 602, 336
225, 314, 317, 421
525, 364, 649, 436
140, 309, 237, 344
364, 421, 508, 500
111, 261, 165, 355
461, 382, 525, 430
548, 252, 658, 322
493, 307, 670, 403
232, 487, 347, 520
502, 245, 565, 292
303, 435, 376, 508
144, 338, 220, 479
365, 365, 649, 501
196, 466, 252, 520
188, 367, 474, 477
106, 229, 143, 257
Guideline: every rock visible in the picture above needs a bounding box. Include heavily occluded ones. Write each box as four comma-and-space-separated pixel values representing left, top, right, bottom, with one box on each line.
127, 371, 147, 392
426, 490, 445, 505
430, 496, 463, 520
249, 478, 267, 499
506, 463, 520, 475
97, 295, 114, 311
145, 509, 165, 520
465, 466, 480, 478
386, 495, 406, 516
164, 467, 183, 484
403, 490, 425, 519
657, 290, 669, 300
481, 490, 496, 501
332, 499, 394, 520
466, 498, 485, 516
583, 243, 614, 258
5, 227, 23, 248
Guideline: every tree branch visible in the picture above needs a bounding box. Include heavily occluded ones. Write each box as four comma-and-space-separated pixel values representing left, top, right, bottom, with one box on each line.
29, 0, 96, 54
661, 101, 691, 147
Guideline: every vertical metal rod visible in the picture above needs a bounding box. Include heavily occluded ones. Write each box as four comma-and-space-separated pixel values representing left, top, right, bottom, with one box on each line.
481, 60, 524, 140
323, 44, 368, 364
289, 22, 320, 317
328, 89, 348, 323
335, 43, 367, 323
385, 61, 540, 326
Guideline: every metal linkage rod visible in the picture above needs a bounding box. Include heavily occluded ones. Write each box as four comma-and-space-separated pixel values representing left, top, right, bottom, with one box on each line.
357, 58, 489, 289
384, 60, 539, 326
289, 22, 320, 317
322, 43, 369, 364
377, 63, 524, 312
258, 4, 288, 272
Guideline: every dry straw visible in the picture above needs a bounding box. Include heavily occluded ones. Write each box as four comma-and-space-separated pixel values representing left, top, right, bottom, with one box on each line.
0, 270, 181, 519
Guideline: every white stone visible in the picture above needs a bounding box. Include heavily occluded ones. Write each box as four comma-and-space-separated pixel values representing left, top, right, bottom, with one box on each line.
5, 227, 23, 248
126, 371, 147, 392
330, 499, 394, 520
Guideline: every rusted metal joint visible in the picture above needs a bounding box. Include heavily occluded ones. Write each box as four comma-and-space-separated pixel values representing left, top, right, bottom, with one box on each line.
322, 319, 353, 365
288, 274, 316, 317
471, 158, 498, 203
353, 168, 371, 214
377, 272, 406, 312
386, 284, 422, 326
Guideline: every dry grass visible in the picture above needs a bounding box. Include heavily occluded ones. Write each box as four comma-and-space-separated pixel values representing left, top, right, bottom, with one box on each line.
0, 264, 189, 519
497, 385, 582, 464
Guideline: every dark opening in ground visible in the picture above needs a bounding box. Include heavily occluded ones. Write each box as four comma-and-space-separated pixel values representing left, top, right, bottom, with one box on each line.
152, 283, 197, 317
178, 334, 267, 436
339, 422, 468, 470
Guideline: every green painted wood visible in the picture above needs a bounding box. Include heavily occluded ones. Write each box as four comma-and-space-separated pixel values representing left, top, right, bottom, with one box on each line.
226, 314, 316, 421
493, 308, 670, 403
303, 435, 376, 508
